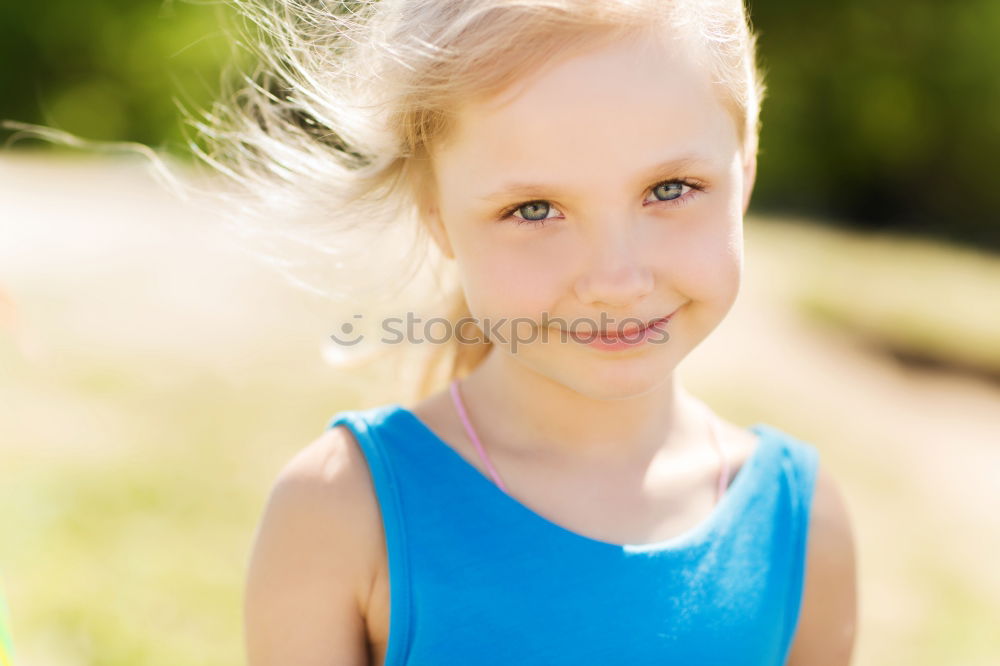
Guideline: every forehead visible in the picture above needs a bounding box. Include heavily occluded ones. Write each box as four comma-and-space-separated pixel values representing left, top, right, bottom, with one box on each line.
432, 30, 739, 186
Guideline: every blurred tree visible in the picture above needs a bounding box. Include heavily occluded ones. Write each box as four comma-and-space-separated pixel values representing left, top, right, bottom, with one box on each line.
748, 0, 1000, 247
0, 0, 241, 152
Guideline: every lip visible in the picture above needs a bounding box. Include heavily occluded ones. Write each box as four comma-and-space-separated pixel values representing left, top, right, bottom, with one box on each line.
567, 308, 680, 351
598, 314, 671, 339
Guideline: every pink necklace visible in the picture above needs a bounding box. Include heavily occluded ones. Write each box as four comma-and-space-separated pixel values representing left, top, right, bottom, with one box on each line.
448, 378, 732, 504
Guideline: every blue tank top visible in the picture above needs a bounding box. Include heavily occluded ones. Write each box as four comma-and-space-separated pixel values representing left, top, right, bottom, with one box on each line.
326, 403, 819, 665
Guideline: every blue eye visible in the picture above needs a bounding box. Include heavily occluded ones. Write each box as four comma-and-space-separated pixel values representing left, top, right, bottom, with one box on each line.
651, 181, 685, 201
499, 178, 704, 228
641, 179, 704, 208
515, 201, 552, 222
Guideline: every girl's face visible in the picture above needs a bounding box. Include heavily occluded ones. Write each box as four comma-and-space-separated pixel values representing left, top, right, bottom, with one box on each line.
425, 31, 756, 400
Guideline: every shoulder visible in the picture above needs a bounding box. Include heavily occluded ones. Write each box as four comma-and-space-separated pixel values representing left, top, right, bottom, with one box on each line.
244, 424, 382, 664
786, 462, 858, 666
262, 423, 384, 590
273, 424, 377, 512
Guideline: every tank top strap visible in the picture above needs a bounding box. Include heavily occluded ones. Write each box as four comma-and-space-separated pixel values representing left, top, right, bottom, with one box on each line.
325, 405, 416, 666
324, 402, 516, 665
750, 423, 821, 660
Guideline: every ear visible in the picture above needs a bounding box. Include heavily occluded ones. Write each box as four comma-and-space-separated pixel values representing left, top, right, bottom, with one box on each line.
423, 204, 455, 260
741, 151, 758, 216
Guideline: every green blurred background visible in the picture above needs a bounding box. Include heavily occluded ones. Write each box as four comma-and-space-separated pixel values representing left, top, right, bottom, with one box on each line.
0, 0, 237, 154
2, 0, 998, 247
749, 0, 1000, 248
1, 2, 999, 666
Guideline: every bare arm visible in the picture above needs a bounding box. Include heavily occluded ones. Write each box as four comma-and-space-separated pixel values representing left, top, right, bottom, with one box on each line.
244, 426, 378, 666
786, 464, 859, 666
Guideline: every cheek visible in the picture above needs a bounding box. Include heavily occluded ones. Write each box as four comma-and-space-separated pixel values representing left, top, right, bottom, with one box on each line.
454, 233, 570, 318
652, 201, 743, 302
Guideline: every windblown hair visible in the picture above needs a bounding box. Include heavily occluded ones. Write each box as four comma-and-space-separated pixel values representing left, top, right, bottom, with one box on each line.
194, 0, 767, 400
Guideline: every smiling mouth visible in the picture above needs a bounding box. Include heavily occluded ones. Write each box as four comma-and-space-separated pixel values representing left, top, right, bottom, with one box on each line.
595, 316, 669, 339
566, 308, 681, 341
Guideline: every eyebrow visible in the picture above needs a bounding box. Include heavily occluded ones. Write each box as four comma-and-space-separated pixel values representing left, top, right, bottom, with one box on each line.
477, 154, 714, 202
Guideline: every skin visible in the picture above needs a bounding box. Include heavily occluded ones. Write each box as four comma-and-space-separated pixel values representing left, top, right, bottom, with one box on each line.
423, 29, 755, 465
243, 27, 857, 666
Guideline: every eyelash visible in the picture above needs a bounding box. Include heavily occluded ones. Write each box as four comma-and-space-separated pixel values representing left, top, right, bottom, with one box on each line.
498, 178, 706, 228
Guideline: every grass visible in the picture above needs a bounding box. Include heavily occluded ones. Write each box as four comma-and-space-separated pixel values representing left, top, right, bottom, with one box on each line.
0, 343, 365, 666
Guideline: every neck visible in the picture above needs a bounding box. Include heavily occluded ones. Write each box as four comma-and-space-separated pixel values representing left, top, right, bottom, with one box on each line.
458, 347, 704, 466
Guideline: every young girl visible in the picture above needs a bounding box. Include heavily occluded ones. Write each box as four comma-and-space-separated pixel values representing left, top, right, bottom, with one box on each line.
228, 1, 858, 664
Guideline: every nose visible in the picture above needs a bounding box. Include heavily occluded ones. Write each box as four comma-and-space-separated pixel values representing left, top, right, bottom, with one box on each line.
573, 222, 654, 308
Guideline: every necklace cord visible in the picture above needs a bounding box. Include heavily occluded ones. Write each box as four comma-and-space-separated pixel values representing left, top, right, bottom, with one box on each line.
449, 379, 510, 493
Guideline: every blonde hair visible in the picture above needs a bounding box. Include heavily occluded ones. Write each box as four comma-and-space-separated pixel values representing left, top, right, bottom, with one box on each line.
195, 0, 767, 400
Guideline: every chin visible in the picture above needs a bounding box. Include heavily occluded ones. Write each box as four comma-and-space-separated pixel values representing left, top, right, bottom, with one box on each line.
576, 359, 676, 401
517, 343, 680, 401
